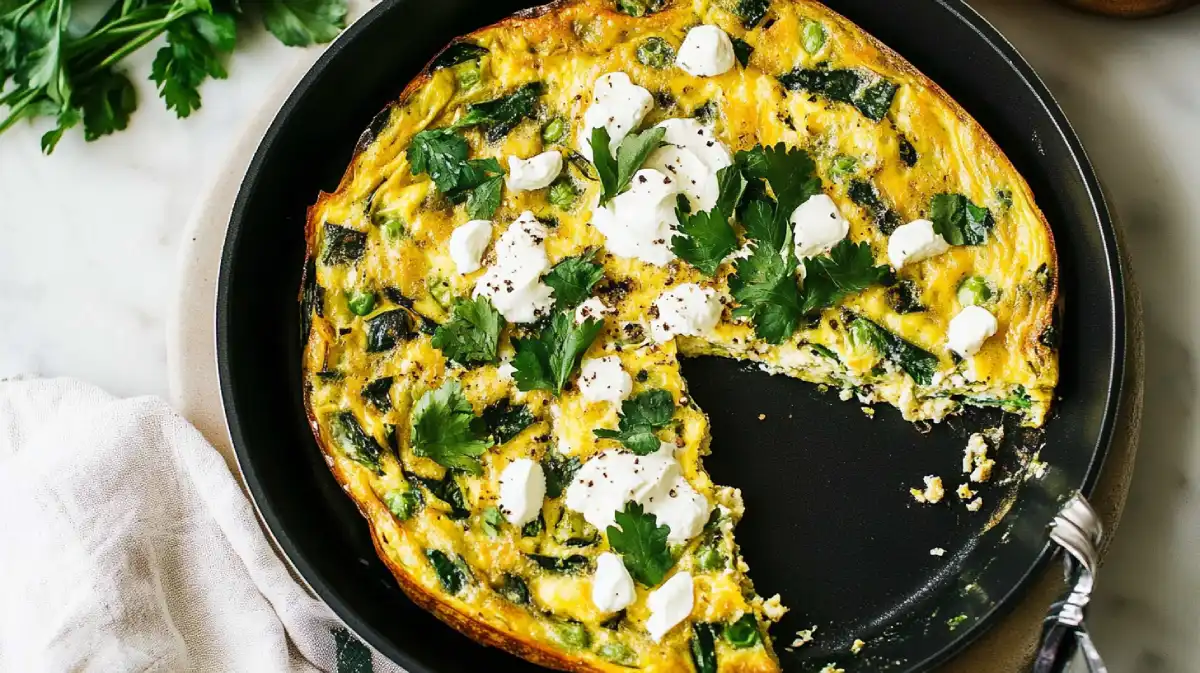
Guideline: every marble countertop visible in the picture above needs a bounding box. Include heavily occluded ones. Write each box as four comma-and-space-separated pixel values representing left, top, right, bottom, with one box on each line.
0, 2, 1194, 670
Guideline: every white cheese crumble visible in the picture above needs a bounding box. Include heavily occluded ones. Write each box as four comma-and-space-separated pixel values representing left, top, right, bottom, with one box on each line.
578, 72, 654, 161
564, 444, 710, 544
473, 211, 554, 323
676, 25, 735, 77
650, 283, 722, 342
791, 626, 817, 648
887, 219, 950, 269
448, 219, 492, 274
947, 305, 998, 357
591, 168, 680, 265
578, 356, 633, 405
574, 297, 611, 323
966, 497, 984, 512
645, 118, 733, 213
591, 552, 636, 613
646, 571, 695, 641
791, 194, 850, 258
929, 547, 946, 557
506, 150, 563, 192
498, 458, 546, 526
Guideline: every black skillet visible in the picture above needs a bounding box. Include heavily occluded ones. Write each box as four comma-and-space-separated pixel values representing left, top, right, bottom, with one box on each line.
217, 1, 1125, 670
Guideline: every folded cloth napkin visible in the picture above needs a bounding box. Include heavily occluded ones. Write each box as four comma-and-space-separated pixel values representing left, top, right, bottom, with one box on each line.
0, 378, 405, 673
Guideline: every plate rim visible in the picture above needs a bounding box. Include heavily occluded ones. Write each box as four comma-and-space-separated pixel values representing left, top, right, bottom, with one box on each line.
216, 0, 1127, 670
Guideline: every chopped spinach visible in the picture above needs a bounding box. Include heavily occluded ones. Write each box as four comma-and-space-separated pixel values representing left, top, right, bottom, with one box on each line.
807, 343, 839, 361
847, 179, 901, 234
452, 81, 544, 142
365, 309, 414, 352
930, 193, 994, 246
481, 399, 536, 445
430, 42, 488, 71
361, 376, 394, 411
690, 623, 719, 673
300, 258, 324, 341
963, 386, 1033, 412
426, 549, 468, 594
522, 512, 545, 537
1035, 263, 1054, 292
548, 180, 579, 209
322, 224, 367, 264
636, 37, 675, 69
849, 316, 939, 385
886, 279, 925, 314
723, 614, 761, 648
329, 411, 383, 472
481, 506, 505, 537
1039, 321, 1059, 350
692, 101, 717, 124
616, 0, 665, 16
730, 37, 753, 68
527, 553, 592, 573
412, 473, 471, 520
898, 133, 918, 167
734, 0, 770, 28
778, 66, 898, 121
497, 573, 531, 604
828, 154, 857, 182
957, 276, 994, 307
543, 453, 583, 498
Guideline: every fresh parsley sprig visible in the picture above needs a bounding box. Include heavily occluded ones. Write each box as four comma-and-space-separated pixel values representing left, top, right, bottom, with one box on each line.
431, 295, 505, 366
593, 388, 675, 455
407, 129, 504, 219
591, 125, 666, 205
0, 0, 347, 153
929, 192, 993, 246
672, 206, 738, 277
510, 310, 604, 395
606, 501, 674, 586
410, 379, 493, 474
543, 251, 605, 310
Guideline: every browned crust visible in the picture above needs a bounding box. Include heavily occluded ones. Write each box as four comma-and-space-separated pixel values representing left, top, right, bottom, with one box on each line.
297, 0, 1061, 669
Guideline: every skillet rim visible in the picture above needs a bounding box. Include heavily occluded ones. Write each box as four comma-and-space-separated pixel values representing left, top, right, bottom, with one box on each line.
216, 0, 1127, 670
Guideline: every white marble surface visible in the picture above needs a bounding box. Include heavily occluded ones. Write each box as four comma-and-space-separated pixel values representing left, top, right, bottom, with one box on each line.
0, 2, 1196, 670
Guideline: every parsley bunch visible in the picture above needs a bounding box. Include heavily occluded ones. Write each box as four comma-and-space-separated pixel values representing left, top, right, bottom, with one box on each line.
0, 0, 347, 153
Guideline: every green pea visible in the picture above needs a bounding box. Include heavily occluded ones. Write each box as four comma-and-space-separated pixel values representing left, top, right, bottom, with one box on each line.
554, 621, 591, 649
598, 641, 637, 666
542, 117, 567, 144
957, 276, 993, 307
723, 614, 761, 648
636, 37, 675, 69
384, 489, 421, 520
380, 219, 405, 240
548, 180, 579, 210
346, 289, 376, 316
829, 154, 857, 181
802, 20, 826, 55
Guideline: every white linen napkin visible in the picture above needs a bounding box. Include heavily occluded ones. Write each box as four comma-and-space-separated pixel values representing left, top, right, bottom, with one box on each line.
0, 377, 405, 673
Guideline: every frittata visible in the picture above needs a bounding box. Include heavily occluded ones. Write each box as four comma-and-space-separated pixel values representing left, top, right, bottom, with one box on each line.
299, 0, 1059, 671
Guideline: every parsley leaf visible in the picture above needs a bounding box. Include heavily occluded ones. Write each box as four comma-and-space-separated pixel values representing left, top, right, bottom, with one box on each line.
758, 142, 823, 220
729, 198, 805, 343
606, 502, 674, 586
150, 13, 237, 118
431, 295, 504, 365
543, 252, 605, 309
798, 239, 894, 315
410, 379, 493, 474
714, 164, 746, 219
408, 129, 471, 192
592, 125, 666, 205
451, 81, 543, 141
929, 193, 994, 246
672, 207, 737, 277
261, 0, 348, 48
510, 311, 604, 394
593, 389, 675, 455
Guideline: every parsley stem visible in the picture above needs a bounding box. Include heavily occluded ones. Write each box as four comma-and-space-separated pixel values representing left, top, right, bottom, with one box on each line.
0, 89, 44, 137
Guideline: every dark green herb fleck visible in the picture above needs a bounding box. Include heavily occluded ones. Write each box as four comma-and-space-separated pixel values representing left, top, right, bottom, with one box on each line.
636, 37, 676, 69
426, 549, 468, 594
323, 224, 367, 264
